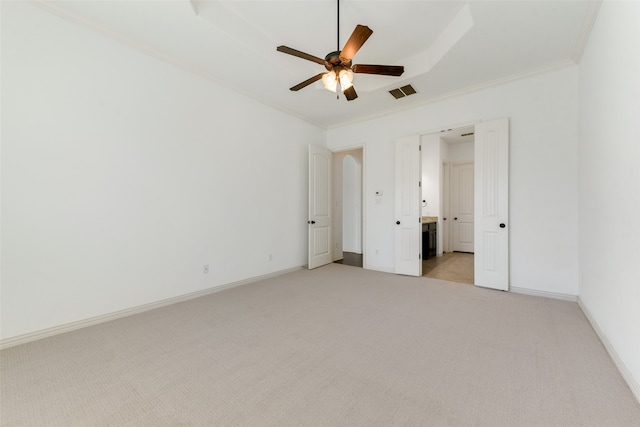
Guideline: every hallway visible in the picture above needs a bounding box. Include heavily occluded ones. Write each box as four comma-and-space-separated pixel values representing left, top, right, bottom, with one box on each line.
334, 252, 363, 268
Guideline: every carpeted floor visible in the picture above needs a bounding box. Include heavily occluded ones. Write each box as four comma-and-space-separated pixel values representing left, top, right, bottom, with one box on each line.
1, 264, 639, 426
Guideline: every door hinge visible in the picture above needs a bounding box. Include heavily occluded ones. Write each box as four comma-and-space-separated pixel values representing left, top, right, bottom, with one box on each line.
419, 253, 421, 259
419, 181, 421, 187
419, 145, 422, 151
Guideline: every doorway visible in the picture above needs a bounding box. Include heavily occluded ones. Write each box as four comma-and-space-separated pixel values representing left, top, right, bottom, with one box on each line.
332, 148, 363, 268
417, 118, 509, 290
421, 125, 475, 283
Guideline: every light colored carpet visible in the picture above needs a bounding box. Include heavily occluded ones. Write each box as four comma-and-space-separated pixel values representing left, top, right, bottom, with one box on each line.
1, 264, 639, 426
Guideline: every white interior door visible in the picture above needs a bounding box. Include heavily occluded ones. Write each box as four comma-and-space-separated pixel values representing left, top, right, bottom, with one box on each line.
395, 136, 422, 276
308, 145, 332, 269
442, 162, 451, 252
452, 163, 474, 253
474, 118, 509, 290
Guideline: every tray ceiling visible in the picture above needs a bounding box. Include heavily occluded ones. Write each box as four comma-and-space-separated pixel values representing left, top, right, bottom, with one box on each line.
36, 0, 600, 128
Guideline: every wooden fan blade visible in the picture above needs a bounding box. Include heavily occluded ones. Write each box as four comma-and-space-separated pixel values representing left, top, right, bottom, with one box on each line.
343, 86, 358, 101
289, 73, 325, 91
277, 46, 326, 65
340, 25, 373, 61
352, 64, 405, 76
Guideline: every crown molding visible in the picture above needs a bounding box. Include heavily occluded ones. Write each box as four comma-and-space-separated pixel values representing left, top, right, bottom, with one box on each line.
571, 0, 603, 63
327, 60, 577, 130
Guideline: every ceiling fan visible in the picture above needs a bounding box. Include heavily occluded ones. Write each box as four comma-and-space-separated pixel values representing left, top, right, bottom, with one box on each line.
276, 0, 404, 101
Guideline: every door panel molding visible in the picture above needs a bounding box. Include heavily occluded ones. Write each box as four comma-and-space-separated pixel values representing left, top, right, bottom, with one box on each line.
308, 145, 332, 269
394, 136, 422, 276
452, 162, 475, 253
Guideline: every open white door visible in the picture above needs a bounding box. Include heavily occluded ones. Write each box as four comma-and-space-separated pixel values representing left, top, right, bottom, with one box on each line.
308, 145, 332, 269
395, 136, 422, 276
474, 118, 509, 290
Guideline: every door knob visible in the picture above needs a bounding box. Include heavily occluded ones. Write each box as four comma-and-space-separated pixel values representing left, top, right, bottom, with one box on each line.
454, 217, 458, 220
396, 221, 401, 225
308, 220, 316, 224
499, 223, 506, 228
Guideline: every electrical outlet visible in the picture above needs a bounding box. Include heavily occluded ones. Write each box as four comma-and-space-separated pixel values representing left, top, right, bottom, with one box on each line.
203, 264, 209, 274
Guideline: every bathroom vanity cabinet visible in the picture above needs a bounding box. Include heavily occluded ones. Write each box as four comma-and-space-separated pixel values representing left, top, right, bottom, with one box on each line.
422, 218, 437, 260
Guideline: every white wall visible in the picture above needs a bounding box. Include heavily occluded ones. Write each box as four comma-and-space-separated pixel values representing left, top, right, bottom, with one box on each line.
342, 154, 362, 253
577, 1, 640, 398
327, 66, 580, 296
444, 141, 474, 163
421, 134, 441, 218
0, 2, 325, 340
332, 148, 363, 259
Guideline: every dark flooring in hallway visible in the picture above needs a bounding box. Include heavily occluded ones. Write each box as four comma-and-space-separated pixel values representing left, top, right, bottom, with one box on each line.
334, 252, 363, 268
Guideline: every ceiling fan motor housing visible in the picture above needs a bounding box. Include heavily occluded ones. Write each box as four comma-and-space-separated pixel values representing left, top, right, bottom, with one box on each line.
324, 51, 352, 70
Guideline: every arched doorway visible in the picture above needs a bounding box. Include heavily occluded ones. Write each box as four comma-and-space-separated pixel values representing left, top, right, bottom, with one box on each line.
332, 148, 363, 267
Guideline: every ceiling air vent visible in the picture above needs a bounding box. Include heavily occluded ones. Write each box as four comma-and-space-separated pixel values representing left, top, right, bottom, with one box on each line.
389, 84, 417, 99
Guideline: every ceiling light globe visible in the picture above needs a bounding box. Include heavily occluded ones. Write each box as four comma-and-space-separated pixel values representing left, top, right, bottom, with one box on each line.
322, 71, 337, 92
339, 69, 354, 91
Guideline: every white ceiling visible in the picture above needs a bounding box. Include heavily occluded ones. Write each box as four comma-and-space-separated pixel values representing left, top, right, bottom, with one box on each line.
38, 0, 600, 128
439, 125, 476, 145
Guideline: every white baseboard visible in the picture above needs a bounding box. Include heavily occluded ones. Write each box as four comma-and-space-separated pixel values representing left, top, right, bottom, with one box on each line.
0, 266, 303, 350
510, 286, 578, 302
363, 264, 394, 274
577, 297, 640, 404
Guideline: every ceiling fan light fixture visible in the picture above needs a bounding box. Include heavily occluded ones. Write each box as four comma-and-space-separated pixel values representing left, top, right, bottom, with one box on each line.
276, 1, 403, 101
339, 69, 354, 91
322, 69, 354, 93
322, 71, 338, 92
